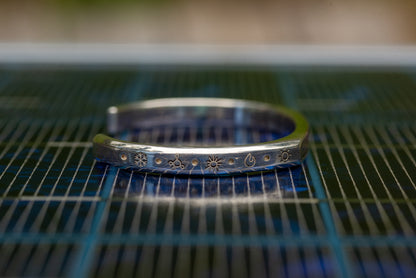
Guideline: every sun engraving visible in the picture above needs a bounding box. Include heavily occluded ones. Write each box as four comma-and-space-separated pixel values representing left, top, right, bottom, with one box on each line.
278, 149, 291, 162
168, 154, 186, 170
134, 152, 148, 167
205, 155, 223, 172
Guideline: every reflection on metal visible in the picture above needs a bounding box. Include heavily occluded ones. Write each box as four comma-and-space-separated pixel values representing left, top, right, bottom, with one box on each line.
111, 165, 310, 202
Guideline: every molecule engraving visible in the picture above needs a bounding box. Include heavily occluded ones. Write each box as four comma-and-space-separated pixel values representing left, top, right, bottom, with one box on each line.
244, 153, 256, 167
168, 154, 186, 170
206, 155, 223, 172
134, 152, 148, 167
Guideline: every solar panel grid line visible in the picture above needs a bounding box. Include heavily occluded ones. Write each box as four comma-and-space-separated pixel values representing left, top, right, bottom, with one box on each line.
109, 242, 131, 275
0, 123, 52, 234
245, 176, 267, 278
266, 247, 284, 277
392, 246, 415, 277
367, 246, 385, 277
229, 176, 248, 278
25, 244, 56, 275
365, 125, 414, 199
117, 245, 138, 278
1, 244, 28, 276
394, 125, 416, 191
154, 178, 177, 278
117, 171, 135, 232
136, 175, 162, 277
72, 166, 119, 278
319, 125, 372, 236
325, 125, 380, 235
354, 247, 383, 277
1, 121, 54, 197
273, 169, 294, 236
24, 244, 50, 276
0, 244, 13, 275
0, 118, 20, 146
30, 244, 56, 276
68, 145, 96, 198
316, 125, 355, 199
17, 122, 68, 193
61, 200, 93, 234
338, 125, 396, 234
56, 147, 94, 197
173, 177, 192, 278
300, 164, 326, 235
0, 121, 38, 187
82, 162, 124, 274
73, 164, 107, 235
378, 246, 403, 277
358, 247, 380, 277
29, 123, 95, 234
284, 71, 352, 277
389, 124, 416, 152
287, 168, 313, 236
0, 243, 18, 274
351, 126, 413, 236
364, 125, 416, 234
376, 125, 416, 195
406, 247, 416, 273
31, 121, 81, 196
101, 246, 119, 276
192, 178, 211, 277
375, 126, 416, 231
213, 178, 229, 278
260, 172, 277, 235
126, 174, 148, 234
369, 246, 392, 277
307, 135, 351, 276
8, 120, 81, 234
380, 246, 405, 277
91, 246, 107, 277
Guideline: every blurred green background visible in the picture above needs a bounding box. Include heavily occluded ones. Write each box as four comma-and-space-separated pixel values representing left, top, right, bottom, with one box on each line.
1, 0, 416, 44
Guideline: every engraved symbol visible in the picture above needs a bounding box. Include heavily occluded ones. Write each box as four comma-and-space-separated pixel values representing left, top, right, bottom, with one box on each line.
279, 149, 291, 162
134, 152, 148, 167
168, 154, 186, 170
205, 155, 223, 172
244, 153, 256, 167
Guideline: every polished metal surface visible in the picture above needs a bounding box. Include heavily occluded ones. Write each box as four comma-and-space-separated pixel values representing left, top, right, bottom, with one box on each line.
93, 98, 309, 175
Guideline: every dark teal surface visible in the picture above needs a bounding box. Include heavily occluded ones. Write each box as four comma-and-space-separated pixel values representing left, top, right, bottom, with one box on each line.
0, 66, 415, 277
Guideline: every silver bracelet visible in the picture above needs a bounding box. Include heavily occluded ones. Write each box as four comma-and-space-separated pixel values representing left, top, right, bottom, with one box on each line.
93, 98, 309, 176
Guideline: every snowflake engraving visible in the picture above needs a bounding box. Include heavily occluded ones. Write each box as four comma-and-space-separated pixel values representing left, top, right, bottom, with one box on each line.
134, 152, 148, 167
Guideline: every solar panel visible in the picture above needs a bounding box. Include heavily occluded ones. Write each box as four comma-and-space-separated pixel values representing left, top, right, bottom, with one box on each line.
0, 66, 415, 277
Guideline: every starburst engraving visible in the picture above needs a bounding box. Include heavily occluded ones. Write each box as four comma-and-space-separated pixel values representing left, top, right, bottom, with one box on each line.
278, 149, 291, 162
134, 152, 148, 167
205, 155, 223, 172
168, 154, 186, 170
